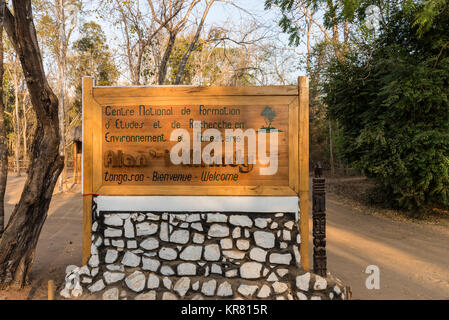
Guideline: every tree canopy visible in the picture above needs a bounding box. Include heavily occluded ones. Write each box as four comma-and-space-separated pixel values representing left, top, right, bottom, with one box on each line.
324, 2, 449, 210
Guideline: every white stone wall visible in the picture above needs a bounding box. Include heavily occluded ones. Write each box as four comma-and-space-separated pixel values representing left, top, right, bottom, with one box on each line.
61, 199, 347, 300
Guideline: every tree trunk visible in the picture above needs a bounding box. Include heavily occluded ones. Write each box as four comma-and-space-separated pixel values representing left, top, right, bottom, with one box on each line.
13, 62, 20, 176
0, 4, 7, 238
0, 0, 63, 288
57, 0, 65, 193
328, 118, 335, 176
174, 0, 214, 85
22, 91, 28, 165
158, 32, 177, 85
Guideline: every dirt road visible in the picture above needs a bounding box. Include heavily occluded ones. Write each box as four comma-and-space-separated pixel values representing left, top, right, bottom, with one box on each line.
321, 193, 449, 299
1, 175, 448, 299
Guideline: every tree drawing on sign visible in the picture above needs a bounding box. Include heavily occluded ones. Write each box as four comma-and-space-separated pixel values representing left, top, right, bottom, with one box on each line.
260, 106, 280, 132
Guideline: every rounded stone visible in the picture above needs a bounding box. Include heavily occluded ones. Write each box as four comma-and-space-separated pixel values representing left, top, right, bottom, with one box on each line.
236, 239, 250, 250
257, 284, 271, 298
88, 279, 105, 293
254, 218, 269, 228
170, 229, 190, 244
105, 249, 118, 264
269, 253, 292, 265
254, 231, 275, 249
158, 247, 178, 260
135, 291, 157, 300
140, 238, 159, 250
102, 287, 119, 300
237, 284, 258, 297
217, 281, 233, 297
207, 213, 228, 223
296, 272, 311, 291
162, 292, 178, 300
142, 257, 160, 271
272, 281, 288, 294
249, 248, 267, 262
314, 275, 327, 290
229, 215, 253, 227
240, 262, 263, 279
159, 266, 174, 276
223, 250, 245, 259
204, 244, 221, 261
208, 224, 229, 237
220, 238, 233, 249
177, 263, 196, 276
104, 216, 123, 227
124, 218, 135, 238
201, 279, 217, 296
174, 277, 191, 297
103, 271, 125, 284
125, 271, 146, 292
136, 222, 158, 236
121, 251, 141, 267
147, 273, 160, 289
179, 245, 203, 261
104, 227, 122, 238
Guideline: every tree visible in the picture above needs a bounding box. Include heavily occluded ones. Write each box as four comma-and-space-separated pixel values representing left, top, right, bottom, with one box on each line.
324, 3, 449, 210
0, 1, 6, 238
0, 0, 64, 288
69, 21, 119, 113
35, 0, 82, 192
148, 0, 205, 84
101, 0, 169, 85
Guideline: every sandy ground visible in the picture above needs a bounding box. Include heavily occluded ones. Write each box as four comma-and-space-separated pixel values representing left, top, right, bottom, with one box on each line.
0, 175, 448, 300
321, 193, 449, 299
0, 175, 83, 300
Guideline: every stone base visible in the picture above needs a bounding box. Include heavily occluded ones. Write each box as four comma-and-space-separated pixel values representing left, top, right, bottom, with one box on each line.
60, 208, 348, 300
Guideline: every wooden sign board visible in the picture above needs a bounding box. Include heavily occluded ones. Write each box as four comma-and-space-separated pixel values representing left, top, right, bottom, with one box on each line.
83, 81, 306, 197
82, 77, 310, 268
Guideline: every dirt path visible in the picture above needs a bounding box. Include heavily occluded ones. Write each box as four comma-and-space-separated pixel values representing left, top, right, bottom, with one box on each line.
1, 175, 448, 299
0, 175, 83, 300
320, 193, 449, 299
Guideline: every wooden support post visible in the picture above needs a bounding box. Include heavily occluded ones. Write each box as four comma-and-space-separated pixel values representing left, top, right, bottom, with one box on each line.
312, 163, 327, 277
73, 142, 77, 185
82, 77, 94, 265
298, 76, 310, 270
48, 280, 55, 300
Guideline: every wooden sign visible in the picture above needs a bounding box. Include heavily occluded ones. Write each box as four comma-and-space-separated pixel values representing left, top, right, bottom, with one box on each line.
83, 80, 309, 197
82, 77, 310, 269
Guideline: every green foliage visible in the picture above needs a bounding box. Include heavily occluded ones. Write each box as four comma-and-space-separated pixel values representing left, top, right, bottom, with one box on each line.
265, 0, 360, 46
324, 5, 449, 210
69, 21, 119, 115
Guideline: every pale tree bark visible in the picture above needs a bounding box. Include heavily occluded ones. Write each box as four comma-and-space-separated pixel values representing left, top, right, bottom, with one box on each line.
57, 0, 66, 192
158, 32, 176, 84
22, 90, 29, 164
12, 60, 20, 176
0, 0, 63, 288
112, 0, 173, 85
148, 0, 200, 84
0, 1, 7, 238
174, 0, 214, 84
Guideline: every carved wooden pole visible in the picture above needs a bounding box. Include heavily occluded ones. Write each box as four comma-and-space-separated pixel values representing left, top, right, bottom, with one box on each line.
312, 162, 327, 277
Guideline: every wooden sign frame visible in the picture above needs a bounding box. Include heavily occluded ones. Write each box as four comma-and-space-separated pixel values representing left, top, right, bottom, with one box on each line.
82, 77, 309, 269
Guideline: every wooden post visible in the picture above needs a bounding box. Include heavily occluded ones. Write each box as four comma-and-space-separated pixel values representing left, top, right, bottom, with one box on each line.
72, 142, 77, 185
82, 77, 94, 265
298, 76, 310, 270
48, 280, 55, 300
